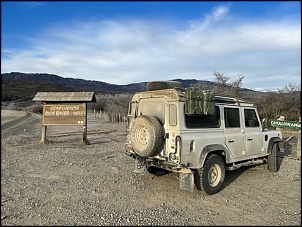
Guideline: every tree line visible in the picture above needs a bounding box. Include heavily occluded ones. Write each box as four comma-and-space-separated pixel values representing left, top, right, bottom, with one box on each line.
208, 71, 301, 122
25, 71, 300, 123
88, 71, 300, 123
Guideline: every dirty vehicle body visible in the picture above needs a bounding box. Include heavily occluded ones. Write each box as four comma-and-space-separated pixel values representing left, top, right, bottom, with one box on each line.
125, 81, 282, 195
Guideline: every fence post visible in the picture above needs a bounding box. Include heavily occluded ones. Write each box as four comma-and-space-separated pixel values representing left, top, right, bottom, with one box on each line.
297, 117, 301, 161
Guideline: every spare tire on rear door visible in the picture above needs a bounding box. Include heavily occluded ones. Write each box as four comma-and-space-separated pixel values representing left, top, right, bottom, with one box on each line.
147, 81, 183, 91
129, 115, 164, 157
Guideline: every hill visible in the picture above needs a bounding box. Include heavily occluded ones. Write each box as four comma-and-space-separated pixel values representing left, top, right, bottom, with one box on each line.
1, 72, 224, 92
1, 72, 148, 92
1, 72, 256, 110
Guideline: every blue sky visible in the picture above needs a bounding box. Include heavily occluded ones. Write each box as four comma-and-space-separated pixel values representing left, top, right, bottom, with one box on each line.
1, 1, 301, 91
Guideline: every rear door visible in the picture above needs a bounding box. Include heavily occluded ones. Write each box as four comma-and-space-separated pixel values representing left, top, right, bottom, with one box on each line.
224, 107, 245, 159
243, 108, 263, 156
138, 98, 165, 125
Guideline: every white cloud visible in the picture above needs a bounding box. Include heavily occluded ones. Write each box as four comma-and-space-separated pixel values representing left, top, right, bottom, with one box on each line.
23, 1, 46, 9
1, 4, 301, 90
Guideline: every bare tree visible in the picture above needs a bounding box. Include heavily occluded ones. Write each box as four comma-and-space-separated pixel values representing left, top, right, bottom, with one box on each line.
230, 74, 245, 97
277, 83, 301, 93
253, 83, 301, 121
212, 71, 245, 98
213, 71, 230, 95
195, 81, 211, 90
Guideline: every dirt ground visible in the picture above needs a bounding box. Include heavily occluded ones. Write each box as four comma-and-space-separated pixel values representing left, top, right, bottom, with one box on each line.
1, 111, 301, 226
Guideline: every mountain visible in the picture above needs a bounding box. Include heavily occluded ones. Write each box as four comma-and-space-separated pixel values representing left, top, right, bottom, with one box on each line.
1, 72, 148, 92
1, 72, 255, 92
1, 72, 257, 110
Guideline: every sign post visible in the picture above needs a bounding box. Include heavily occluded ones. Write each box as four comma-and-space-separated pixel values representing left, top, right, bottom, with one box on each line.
41, 103, 89, 144
33, 92, 96, 145
269, 118, 301, 160
43, 104, 86, 126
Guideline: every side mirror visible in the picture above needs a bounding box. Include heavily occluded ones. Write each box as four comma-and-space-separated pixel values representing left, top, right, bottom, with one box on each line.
262, 118, 267, 131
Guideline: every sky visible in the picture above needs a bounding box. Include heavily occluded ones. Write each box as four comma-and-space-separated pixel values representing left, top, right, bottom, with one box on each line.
1, 1, 301, 91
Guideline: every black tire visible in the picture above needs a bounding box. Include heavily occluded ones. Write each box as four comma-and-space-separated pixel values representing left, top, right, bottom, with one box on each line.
267, 143, 280, 172
129, 115, 164, 157
194, 154, 225, 195
147, 81, 183, 91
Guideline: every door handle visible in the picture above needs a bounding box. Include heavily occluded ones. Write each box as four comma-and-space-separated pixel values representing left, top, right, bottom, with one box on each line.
247, 138, 253, 141
228, 140, 234, 143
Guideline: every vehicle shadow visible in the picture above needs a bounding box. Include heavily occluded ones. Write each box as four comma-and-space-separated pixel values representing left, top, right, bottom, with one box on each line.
222, 132, 299, 190
279, 133, 298, 167
222, 165, 255, 190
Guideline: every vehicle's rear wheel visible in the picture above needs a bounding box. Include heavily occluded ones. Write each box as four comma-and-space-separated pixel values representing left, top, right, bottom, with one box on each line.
194, 154, 225, 195
147, 81, 183, 91
129, 115, 164, 157
267, 142, 280, 172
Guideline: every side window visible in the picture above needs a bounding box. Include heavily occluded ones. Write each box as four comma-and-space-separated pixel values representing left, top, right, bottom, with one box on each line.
244, 109, 260, 127
224, 108, 240, 128
185, 106, 220, 128
129, 102, 137, 116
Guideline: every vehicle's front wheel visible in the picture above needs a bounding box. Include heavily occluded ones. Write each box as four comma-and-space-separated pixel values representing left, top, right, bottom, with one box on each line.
267, 142, 280, 172
194, 154, 225, 195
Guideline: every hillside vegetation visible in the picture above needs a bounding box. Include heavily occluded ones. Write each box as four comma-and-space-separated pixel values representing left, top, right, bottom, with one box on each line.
1, 72, 301, 122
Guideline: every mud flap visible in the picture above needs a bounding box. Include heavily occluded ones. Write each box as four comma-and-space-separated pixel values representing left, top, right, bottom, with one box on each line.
179, 171, 194, 193
133, 157, 146, 174
278, 141, 285, 152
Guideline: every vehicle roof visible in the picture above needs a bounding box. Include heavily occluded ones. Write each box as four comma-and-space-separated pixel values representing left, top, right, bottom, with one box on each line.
132, 88, 255, 107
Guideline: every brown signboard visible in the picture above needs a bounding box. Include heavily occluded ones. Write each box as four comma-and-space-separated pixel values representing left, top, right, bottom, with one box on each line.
43, 104, 86, 125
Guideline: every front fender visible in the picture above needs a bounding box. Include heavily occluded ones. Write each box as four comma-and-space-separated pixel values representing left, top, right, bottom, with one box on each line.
268, 137, 282, 154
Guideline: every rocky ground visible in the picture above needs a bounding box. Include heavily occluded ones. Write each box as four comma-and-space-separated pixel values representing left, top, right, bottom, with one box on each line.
1, 111, 301, 226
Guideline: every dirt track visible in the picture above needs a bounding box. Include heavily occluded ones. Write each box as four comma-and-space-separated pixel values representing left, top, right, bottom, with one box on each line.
1, 111, 301, 226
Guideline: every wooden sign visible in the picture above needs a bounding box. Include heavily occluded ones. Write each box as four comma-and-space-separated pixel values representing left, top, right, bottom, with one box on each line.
43, 104, 86, 125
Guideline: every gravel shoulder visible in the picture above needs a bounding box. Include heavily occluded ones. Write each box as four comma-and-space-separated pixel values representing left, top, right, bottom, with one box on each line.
1, 111, 301, 226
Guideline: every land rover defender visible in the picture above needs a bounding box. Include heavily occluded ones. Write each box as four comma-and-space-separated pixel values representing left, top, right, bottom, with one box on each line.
125, 81, 282, 195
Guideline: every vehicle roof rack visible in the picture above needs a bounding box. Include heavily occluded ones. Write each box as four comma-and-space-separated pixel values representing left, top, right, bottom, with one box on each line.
215, 96, 254, 107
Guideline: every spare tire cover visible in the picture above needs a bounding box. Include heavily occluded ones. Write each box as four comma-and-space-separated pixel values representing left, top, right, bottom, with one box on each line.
130, 115, 164, 157
147, 81, 183, 91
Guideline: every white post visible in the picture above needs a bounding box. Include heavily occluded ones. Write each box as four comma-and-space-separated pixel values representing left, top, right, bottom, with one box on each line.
297, 117, 301, 160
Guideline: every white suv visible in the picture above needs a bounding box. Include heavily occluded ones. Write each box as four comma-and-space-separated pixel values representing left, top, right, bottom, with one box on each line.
125, 81, 282, 195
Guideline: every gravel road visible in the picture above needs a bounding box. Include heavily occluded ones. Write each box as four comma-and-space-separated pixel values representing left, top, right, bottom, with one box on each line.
1, 111, 301, 226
